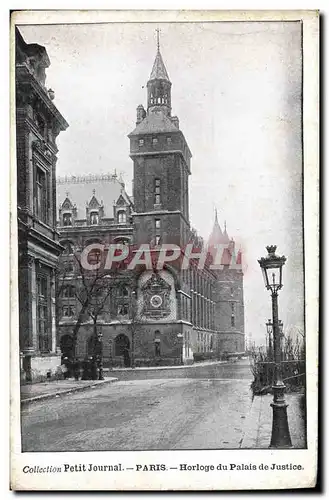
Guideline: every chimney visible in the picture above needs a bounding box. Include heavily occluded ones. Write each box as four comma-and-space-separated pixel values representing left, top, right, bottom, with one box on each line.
171, 116, 179, 129
136, 104, 146, 125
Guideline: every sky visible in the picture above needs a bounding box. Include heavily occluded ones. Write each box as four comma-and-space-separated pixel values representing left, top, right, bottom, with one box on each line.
19, 21, 304, 345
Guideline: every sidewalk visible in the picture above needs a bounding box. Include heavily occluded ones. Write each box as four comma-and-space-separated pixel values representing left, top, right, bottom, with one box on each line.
20, 377, 118, 405
241, 392, 306, 449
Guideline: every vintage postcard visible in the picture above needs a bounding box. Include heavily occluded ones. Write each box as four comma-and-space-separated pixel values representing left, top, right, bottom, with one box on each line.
10, 10, 319, 491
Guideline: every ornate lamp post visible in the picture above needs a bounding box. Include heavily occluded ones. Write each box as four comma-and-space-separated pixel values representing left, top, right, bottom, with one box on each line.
266, 319, 273, 359
258, 245, 292, 448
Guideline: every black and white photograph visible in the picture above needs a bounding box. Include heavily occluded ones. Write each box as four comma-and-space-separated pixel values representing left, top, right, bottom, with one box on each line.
10, 9, 318, 491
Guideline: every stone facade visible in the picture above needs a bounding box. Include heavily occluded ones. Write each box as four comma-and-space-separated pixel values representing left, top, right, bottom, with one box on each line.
16, 28, 68, 382
55, 42, 245, 367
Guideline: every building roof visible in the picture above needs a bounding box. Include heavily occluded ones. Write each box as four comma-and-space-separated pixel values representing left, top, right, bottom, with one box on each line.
57, 173, 131, 220
129, 109, 179, 136
149, 49, 170, 82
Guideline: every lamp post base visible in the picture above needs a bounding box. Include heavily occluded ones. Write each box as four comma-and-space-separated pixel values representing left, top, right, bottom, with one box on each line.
269, 402, 292, 448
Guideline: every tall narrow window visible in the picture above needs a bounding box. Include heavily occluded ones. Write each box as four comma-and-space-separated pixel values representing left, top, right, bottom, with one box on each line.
90, 211, 99, 225
62, 305, 76, 317
117, 211, 126, 224
36, 168, 47, 223
117, 304, 129, 316
37, 275, 51, 352
88, 249, 101, 265
62, 285, 76, 298
155, 214, 161, 245
154, 178, 161, 205
152, 137, 158, 146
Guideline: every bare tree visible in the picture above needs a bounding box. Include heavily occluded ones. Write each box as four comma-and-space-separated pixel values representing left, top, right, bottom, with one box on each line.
57, 249, 120, 361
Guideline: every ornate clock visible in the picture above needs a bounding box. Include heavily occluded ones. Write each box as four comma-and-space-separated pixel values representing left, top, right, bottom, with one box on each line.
141, 273, 171, 318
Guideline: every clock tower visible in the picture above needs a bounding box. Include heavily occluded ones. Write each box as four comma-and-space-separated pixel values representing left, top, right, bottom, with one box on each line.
128, 35, 192, 248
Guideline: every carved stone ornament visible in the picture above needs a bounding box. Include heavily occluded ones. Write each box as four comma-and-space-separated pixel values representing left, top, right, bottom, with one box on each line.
32, 139, 53, 161
141, 272, 171, 318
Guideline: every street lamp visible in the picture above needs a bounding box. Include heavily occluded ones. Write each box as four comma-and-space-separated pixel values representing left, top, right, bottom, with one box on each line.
258, 245, 292, 448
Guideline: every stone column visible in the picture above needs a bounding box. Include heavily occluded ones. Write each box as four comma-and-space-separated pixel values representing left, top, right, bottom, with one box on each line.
19, 255, 35, 353
19, 255, 35, 382
31, 259, 38, 351
51, 267, 57, 353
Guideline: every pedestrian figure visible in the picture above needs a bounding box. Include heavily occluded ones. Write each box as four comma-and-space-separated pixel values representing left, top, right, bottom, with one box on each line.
72, 358, 80, 380
90, 356, 98, 380
61, 356, 70, 379
123, 347, 130, 368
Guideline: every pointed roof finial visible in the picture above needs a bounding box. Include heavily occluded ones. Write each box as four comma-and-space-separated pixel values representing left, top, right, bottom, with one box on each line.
66, 191, 69, 198
149, 29, 170, 82
215, 206, 218, 223
92, 189, 96, 195
156, 27, 160, 52
224, 220, 227, 232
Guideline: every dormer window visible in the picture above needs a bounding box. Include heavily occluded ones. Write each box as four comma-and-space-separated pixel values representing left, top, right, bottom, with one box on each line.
117, 210, 126, 224
139, 139, 144, 147
63, 213, 72, 226
90, 211, 99, 225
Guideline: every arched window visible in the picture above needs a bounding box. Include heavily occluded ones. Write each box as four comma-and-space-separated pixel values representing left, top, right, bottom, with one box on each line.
117, 211, 126, 224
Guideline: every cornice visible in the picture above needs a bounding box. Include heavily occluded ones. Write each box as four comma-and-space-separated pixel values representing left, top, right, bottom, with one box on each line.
16, 64, 69, 131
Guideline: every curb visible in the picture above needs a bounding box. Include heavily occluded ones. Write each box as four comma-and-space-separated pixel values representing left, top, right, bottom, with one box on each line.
21, 377, 118, 406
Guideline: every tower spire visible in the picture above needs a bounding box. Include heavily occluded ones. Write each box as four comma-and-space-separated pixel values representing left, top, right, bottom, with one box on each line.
147, 31, 172, 116
156, 28, 160, 52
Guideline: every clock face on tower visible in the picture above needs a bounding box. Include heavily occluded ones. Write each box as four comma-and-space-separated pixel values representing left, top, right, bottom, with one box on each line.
150, 294, 163, 308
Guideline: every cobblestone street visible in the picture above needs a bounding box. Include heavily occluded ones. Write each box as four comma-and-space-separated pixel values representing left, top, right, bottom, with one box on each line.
21, 360, 254, 452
